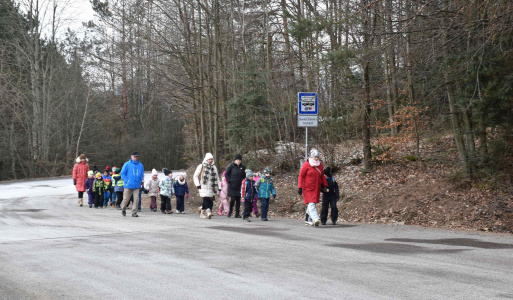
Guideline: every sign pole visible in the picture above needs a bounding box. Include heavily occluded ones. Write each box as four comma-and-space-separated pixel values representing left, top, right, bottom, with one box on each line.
305, 127, 308, 160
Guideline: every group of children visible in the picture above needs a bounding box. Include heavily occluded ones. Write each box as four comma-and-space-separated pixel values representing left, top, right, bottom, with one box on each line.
84, 166, 190, 214
81, 162, 280, 222
85, 166, 127, 209
80, 161, 340, 226
216, 167, 277, 222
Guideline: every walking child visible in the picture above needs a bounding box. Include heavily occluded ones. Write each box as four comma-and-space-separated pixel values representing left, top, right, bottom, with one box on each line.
144, 169, 160, 212
85, 170, 95, 208
252, 172, 261, 217
102, 169, 112, 207
218, 171, 229, 215
111, 166, 118, 205
320, 167, 339, 225
112, 168, 124, 209
242, 170, 258, 222
173, 174, 189, 214
256, 167, 276, 221
159, 168, 174, 214
93, 172, 106, 208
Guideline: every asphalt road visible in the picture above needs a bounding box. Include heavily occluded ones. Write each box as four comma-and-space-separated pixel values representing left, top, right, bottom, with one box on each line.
1, 177, 513, 300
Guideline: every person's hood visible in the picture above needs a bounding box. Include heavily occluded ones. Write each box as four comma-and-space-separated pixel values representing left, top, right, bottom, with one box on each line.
129, 158, 140, 164
76, 157, 89, 163
203, 153, 214, 165
324, 167, 332, 177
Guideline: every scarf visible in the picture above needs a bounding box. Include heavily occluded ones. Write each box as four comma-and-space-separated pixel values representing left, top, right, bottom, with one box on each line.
178, 178, 186, 185
308, 158, 321, 167
202, 162, 219, 190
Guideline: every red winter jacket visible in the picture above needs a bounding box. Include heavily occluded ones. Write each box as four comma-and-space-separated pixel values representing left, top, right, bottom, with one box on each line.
73, 161, 90, 192
298, 160, 328, 204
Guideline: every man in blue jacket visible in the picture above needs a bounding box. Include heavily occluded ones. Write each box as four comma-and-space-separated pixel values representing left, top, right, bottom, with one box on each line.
120, 152, 145, 217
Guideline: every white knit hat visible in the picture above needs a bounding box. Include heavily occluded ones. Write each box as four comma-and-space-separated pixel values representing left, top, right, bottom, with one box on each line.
310, 149, 320, 158
152, 168, 158, 176
204, 153, 214, 163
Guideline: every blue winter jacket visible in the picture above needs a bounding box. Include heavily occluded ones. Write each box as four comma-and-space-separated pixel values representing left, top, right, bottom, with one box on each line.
173, 180, 189, 196
120, 159, 144, 189
243, 179, 258, 201
256, 176, 276, 199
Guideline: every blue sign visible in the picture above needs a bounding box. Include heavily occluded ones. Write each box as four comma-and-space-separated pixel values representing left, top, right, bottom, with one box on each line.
298, 92, 318, 115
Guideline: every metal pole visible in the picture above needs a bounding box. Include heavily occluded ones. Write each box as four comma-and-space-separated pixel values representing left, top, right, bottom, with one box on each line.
305, 127, 308, 159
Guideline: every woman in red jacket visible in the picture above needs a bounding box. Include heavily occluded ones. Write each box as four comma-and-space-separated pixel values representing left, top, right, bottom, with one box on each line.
298, 149, 328, 227
72, 153, 90, 207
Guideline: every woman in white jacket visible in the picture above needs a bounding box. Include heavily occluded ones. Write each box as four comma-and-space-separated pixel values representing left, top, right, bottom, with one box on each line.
194, 153, 222, 219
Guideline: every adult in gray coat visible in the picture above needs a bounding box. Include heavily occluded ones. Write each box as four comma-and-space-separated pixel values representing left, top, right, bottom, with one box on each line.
225, 154, 246, 218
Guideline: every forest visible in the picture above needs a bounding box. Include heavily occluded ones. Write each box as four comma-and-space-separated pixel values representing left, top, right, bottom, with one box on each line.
0, 0, 512, 182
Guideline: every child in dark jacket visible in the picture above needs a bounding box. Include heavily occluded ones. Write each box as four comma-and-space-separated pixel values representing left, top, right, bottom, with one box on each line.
320, 167, 340, 225
85, 171, 95, 208
256, 167, 276, 221
173, 174, 189, 213
93, 172, 106, 208
242, 170, 258, 222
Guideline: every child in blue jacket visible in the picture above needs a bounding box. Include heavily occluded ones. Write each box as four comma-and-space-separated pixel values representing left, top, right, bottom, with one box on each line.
173, 174, 189, 213
256, 167, 276, 221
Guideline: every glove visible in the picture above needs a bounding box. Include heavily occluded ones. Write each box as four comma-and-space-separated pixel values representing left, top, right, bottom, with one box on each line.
73, 179, 76, 185
196, 186, 201, 189
298, 188, 302, 195
186, 193, 190, 198
273, 194, 276, 199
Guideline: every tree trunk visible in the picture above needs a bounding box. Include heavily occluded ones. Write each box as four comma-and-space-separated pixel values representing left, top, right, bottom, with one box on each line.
362, 0, 372, 171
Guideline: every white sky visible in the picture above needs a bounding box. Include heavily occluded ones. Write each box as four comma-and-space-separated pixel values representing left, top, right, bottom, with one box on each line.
15, 0, 96, 40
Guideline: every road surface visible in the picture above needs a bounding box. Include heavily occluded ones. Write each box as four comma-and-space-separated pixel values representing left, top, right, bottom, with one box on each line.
1, 177, 513, 299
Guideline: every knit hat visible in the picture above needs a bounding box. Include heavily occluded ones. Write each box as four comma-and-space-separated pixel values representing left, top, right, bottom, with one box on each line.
106, 166, 110, 171
204, 153, 214, 164
152, 168, 158, 176
324, 167, 332, 178
246, 169, 253, 179
87, 170, 94, 176
310, 149, 320, 158
95, 172, 102, 179
131, 151, 140, 157
264, 167, 271, 175
114, 167, 121, 174
103, 169, 109, 174
234, 153, 242, 161
163, 168, 171, 176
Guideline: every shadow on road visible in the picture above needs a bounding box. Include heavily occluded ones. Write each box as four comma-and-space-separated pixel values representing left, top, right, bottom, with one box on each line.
385, 238, 513, 249
208, 225, 304, 241
326, 242, 469, 255
317, 224, 357, 229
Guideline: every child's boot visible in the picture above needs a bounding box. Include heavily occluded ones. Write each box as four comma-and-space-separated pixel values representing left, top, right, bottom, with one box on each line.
206, 209, 213, 219
218, 209, 223, 216
200, 210, 207, 218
